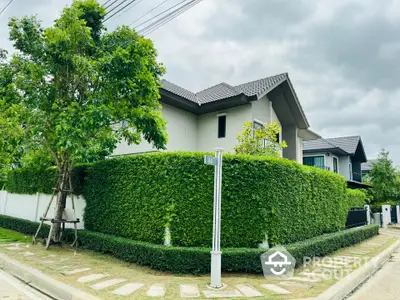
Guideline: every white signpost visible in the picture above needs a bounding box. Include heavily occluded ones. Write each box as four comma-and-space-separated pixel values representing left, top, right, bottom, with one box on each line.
204, 148, 223, 288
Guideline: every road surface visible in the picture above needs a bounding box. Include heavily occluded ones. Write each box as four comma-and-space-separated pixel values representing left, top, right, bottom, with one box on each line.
0, 269, 50, 300
348, 229, 400, 300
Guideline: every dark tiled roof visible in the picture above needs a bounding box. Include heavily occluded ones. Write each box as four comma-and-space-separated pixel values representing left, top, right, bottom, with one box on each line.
303, 138, 338, 152
160, 79, 197, 102
196, 83, 240, 104
234, 73, 287, 97
160, 73, 288, 105
361, 159, 378, 171
303, 136, 362, 155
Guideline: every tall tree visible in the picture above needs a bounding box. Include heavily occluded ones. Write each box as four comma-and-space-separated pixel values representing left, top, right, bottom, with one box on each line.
234, 121, 287, 157
369, 149, 399, 202
0, 0, 167, 242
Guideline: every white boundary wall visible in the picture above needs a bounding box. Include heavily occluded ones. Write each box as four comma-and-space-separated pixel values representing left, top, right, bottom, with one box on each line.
0, 191, 85, 229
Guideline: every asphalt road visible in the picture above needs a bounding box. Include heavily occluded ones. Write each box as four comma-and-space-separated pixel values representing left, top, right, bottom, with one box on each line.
0, 269, 50, 300
348, 229, 400, 300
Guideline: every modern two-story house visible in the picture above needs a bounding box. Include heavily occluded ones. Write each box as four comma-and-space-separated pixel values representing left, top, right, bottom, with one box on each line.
113, 73, 319, 163
303, 136, 370, 188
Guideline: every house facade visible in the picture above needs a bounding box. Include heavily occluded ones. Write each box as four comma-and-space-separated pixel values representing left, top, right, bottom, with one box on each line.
113, 73, 319, 163
303, 136, 370, 188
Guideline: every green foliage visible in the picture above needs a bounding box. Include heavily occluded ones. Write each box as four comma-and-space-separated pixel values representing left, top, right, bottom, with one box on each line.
0, 215, 379, 274
347, 189, 368, 208
234, 121, 287, 157
0, 1, 167, 238
6, 164, 87, 195
82, 152, 348, 247
369, 150, 400, 203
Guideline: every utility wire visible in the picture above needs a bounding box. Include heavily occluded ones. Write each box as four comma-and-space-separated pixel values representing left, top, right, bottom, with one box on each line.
104, 0, 120, 10
105, 0, 131, 16
134, 0, 188, 29
111, 0, 144, 20
0, 0, 14, 18
103, 0, 114, 6
104, 0, 137, 22
129, 0, 170, 26
138, 0, 202, 36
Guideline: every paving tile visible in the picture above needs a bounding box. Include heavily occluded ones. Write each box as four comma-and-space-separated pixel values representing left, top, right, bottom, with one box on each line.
6, 247, 21, 251
316, 263, 344, 269
91, 278, 127, 291
260, 284, 292, 295
286, 277, 321, 283
62, 268, 91, 276
41, 260, 55, 264
112, 283, 144, 296
279, 281, 312, 289
146, 284, 166, 297
235, 284, 263, 297
77, 273, 109, 283
202, 289, 242, 298
180, 284, 200, 298
22, 252, 35, 257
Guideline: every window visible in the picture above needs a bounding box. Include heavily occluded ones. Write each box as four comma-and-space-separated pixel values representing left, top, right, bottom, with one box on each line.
303, 156, 326, 170
333, 157, 338, 173
218, 115, 226, 138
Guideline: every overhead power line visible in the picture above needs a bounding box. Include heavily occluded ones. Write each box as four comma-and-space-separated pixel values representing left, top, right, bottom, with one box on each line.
134, 0, 187, 29
104, 0, 120, 10
0, 0, 14, 18
103, 0, 114, 6
129, 0, 171, 26
103, 0, 137, 22
111, 0, 144, 20
104, 0, 131, 16
138, 0, 203, 36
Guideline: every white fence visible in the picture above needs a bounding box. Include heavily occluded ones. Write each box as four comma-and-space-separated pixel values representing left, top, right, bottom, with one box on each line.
0, 191, 85, 229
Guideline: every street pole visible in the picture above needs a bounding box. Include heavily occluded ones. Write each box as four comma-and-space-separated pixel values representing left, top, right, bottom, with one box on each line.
210, 148, 223, 288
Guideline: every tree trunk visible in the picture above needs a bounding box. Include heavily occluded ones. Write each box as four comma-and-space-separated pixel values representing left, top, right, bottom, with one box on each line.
51, 162, 70, 242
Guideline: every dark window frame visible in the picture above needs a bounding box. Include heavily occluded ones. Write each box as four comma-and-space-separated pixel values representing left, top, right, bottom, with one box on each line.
218, 115, 226, 138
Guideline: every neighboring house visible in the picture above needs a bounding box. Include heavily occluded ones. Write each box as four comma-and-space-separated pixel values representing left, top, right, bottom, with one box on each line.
303, 136, 370, 189
361, 159, 377, 179
113, 73, 319, 163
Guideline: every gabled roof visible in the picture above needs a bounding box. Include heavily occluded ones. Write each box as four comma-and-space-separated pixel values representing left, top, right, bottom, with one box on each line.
160, 73, 288, 105
303, 136, 367, 162
361, 159, 378, 172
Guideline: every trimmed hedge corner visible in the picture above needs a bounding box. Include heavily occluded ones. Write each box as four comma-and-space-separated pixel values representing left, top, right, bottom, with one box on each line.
0, 215, 379, 274
6, 152, 349, 248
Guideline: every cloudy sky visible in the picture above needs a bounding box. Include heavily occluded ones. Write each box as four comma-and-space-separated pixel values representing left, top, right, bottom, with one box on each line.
1, 0, 399, 163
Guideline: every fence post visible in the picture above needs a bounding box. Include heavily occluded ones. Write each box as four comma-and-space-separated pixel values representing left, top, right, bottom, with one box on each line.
364, 205, 371, 225
382, 205, 391, 228
397, 205, 400, 224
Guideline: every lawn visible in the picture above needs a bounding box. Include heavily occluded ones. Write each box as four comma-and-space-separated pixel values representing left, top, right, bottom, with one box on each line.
0, 228, 29, 244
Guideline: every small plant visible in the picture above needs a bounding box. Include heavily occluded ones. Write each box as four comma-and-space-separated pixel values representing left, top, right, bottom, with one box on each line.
234, 121, 287, 157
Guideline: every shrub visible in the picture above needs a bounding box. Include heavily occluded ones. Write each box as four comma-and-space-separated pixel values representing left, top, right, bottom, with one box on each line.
6, 165, 87, 195
0, 215, 379, 274
347, 189, 368, 208
7, 152, 348, 248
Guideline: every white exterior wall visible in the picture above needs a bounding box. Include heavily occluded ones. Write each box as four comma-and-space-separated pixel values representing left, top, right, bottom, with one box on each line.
296, 136, 303, 164
0, 191, 85, 229
197, 104, 252, 152
338, 155, 351, 180
113, 103, 198, 156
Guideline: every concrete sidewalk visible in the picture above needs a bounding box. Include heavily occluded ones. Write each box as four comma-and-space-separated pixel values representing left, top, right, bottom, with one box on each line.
347, 229, 400, 300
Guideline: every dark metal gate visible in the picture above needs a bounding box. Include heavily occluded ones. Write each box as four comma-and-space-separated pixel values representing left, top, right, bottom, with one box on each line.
391, 206, 398, 224
345, 207, 367, 229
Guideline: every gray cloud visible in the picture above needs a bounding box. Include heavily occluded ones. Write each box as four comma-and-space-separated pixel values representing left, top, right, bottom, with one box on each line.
1, 0, 400, 163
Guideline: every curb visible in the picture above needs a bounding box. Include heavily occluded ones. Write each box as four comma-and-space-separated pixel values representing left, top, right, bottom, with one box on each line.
316, 238, 400, 300
0, 252, 100, 300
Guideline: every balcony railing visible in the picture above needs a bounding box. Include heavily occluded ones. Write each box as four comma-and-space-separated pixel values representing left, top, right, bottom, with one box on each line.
316, 166, 330, 171
352, 172, 362, 183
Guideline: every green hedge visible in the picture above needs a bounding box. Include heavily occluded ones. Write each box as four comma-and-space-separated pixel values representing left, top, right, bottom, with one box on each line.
347, 189, 368, 208
6, 152, 348, 248
6, 165, 87, 195
82, 153, 348, 247
0, 215, 379, 274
